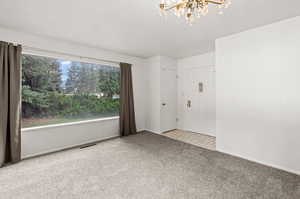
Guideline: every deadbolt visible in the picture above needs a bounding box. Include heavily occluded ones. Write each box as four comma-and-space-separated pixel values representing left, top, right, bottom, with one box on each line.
187, 100, 191, 108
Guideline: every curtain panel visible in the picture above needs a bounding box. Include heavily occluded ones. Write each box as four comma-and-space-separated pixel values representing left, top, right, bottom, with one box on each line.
119, 63, 137, 136
0, 41, 22, 167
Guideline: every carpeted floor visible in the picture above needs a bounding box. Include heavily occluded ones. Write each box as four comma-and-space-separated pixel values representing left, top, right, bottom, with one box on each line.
0, 132, 299, 199
163, 130, 216, 151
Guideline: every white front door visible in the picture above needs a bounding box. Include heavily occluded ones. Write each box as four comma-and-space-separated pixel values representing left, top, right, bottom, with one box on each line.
180, 66, 216, 136
160, 66, 177, 133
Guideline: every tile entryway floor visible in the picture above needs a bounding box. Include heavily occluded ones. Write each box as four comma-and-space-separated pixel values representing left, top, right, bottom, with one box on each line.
163, 129, 216, 151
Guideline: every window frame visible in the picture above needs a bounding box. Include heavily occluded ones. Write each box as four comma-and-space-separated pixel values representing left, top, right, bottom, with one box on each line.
21, 49, 121, 130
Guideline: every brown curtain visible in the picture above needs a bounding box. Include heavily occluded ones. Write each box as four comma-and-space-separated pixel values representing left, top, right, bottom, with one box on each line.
0, 41, 22, 167
119, 63, 137, 136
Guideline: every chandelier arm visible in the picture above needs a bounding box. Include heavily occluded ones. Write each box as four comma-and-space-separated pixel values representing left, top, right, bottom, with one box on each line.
206, 0, 224, 5
164, 3, 185, 11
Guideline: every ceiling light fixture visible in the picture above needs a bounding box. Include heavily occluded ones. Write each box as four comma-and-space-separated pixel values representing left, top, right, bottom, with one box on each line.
159, 0, 232, 25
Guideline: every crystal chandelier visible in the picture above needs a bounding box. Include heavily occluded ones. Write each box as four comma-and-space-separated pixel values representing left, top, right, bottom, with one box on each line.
159, 0, 232, 24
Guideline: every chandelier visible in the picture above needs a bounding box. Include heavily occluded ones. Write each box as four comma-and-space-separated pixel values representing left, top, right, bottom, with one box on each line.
159, 0, 232, 24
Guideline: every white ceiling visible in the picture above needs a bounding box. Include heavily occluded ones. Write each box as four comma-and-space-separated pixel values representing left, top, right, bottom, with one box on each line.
0, 0, 299, 58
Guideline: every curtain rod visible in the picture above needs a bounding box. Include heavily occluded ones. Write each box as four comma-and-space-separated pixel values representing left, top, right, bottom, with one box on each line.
23, 45, 121, 65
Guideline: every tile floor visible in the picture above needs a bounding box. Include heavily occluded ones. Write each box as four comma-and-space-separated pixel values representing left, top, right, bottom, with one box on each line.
163, 129, 216, 151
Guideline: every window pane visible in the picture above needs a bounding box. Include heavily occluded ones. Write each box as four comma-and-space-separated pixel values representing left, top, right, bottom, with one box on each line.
22, 54, 120, 128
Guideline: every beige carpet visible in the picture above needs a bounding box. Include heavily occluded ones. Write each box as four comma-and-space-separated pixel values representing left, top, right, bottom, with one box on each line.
0, 132, 299, 199
163, 130, 216, 151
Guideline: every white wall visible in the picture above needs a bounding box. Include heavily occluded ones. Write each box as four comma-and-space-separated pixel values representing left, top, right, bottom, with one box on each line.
0, 26, 148, 157
178, 52, 215, 67
216, 16, 300, 175
177, 52, 216, 135
22, 118, 119, 158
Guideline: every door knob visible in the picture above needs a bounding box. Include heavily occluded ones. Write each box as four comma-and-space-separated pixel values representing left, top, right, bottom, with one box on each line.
162, 103, 166, 106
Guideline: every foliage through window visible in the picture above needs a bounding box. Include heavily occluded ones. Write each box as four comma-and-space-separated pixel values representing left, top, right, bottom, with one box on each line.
22, 54, 120, 128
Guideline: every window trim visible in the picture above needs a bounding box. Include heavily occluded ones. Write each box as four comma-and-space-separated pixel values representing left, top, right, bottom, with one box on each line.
22, 116, 119, 132
22, 48, 120, 68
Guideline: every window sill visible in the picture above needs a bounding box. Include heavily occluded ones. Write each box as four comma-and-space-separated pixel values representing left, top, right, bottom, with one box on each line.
22, 116, 120, 132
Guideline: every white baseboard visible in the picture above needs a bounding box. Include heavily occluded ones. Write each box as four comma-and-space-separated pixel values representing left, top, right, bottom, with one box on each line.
176, 128, 216, 137
216, 148, 300, 176
142, 129, 162, 134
